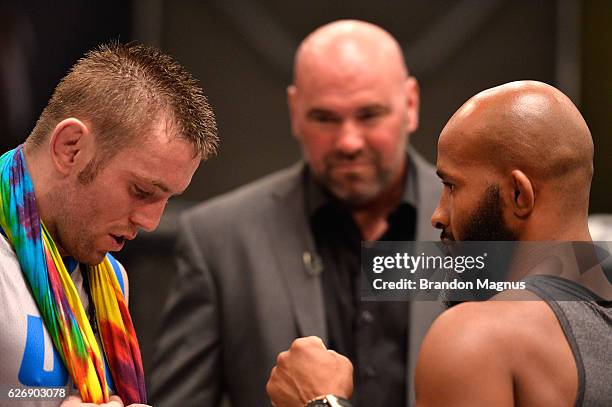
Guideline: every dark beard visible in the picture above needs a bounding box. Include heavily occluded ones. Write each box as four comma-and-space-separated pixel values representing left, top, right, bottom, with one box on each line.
443, 184, 517, 308
461, 184, 517, 241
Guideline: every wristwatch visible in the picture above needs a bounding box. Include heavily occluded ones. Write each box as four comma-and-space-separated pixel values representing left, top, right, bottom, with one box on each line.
305, 394, 353, 407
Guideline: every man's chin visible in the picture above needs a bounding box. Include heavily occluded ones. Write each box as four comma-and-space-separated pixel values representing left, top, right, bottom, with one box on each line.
329, 185, 381, 206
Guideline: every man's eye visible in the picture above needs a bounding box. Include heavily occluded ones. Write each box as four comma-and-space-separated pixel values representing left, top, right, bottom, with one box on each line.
307, 111, 341, 124
357, 111, 381, 121
357, 107, 388, 122
443, 182, 454, 192
313, 115, 340, 124
133, 185, 153, 199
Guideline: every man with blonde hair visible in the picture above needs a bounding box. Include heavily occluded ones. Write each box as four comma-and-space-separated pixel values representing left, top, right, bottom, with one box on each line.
0, 42, 218, 406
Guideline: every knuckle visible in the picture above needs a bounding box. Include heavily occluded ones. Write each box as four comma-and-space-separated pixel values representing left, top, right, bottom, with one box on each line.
276, 350, 288, 366
342, 355, 353, 370
265, 379, 274, 395
291, 337, 305, 349
268, 366, 277, 379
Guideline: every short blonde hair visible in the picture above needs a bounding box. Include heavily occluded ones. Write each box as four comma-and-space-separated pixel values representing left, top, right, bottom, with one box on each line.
27, 42, 218, 160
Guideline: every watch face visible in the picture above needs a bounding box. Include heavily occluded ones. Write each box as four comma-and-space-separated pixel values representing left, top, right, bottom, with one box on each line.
307, 395, 352, 407
307, 399, 330, 406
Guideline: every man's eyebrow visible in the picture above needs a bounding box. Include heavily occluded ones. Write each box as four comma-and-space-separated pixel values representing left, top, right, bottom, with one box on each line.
134, 174, 176, 195
154, 181, 187, 197
357, 104, 390, 114
306, 108, 339, 119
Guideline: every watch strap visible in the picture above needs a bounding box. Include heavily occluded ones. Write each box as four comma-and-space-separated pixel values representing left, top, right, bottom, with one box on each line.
306, 394, 353, 407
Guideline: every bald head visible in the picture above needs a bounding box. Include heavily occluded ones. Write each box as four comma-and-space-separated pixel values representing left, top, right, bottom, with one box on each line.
293, 20, 408, 88
287, 20, 420, 206
431, 81, 594, 242
442, 81, 592, 182
438, 80, 593, 227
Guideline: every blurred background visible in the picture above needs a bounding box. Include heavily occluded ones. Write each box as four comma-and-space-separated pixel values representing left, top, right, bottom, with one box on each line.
1, 0, 610, 388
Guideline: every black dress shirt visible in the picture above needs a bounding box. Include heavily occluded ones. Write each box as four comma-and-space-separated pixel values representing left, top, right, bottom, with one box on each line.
305, 160, 418, 407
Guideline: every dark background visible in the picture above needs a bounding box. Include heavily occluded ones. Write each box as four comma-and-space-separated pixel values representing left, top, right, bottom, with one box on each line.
1, 0, 610, 389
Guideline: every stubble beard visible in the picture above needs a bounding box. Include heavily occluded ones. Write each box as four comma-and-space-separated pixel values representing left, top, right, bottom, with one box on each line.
320, 152, 394, 207
47, 181, 104, 266
460, 184, 517, 242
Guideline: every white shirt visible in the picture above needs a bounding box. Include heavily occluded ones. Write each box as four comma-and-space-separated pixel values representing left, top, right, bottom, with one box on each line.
0, 233, 128, 406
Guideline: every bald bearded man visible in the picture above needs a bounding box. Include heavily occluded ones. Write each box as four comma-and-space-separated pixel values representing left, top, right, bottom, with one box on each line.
266, 81, 612, 407
151, 20, 441, 407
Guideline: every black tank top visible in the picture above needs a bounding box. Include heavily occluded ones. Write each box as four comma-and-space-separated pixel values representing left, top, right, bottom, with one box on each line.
524, 275, 612, 407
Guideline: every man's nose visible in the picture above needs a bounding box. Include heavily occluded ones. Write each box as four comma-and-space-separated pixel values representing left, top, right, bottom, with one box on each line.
334, 120, 365, 156
130, 200, 167, 232
431, 201, 448, 230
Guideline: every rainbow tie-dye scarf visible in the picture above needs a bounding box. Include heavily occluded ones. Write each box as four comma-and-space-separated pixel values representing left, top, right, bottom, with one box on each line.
0, 145, 146, 404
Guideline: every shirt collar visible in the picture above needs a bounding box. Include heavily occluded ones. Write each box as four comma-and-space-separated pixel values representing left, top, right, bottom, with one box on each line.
63, 256, 80, 275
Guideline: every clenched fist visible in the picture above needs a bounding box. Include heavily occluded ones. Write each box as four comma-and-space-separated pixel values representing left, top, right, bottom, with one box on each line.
266, 336, 353, 407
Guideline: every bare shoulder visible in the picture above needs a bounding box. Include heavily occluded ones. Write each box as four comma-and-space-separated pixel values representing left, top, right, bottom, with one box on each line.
421, 299, 548, 346
417, 300, 542, 365
421, 297, 562, 357
415, 302, 516, 406
415, 299, 576, 407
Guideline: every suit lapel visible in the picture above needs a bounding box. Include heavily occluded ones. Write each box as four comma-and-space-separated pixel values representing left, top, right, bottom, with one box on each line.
406, 150, 444, 406
411, 149, 443, 242
265, 163, 328, 342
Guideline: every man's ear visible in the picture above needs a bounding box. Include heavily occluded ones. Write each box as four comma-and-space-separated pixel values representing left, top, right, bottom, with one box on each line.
404, 76, 420, 133
48, 118, 90, 176
287, 84, 301, 141
509, 169, 535, 219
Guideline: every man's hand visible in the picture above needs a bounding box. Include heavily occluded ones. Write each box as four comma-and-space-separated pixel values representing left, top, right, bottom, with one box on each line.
266, 336, 353, 407
59, 395, 151, 407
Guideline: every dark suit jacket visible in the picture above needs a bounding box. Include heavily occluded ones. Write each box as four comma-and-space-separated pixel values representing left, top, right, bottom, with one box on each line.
151, 151, 443, 407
